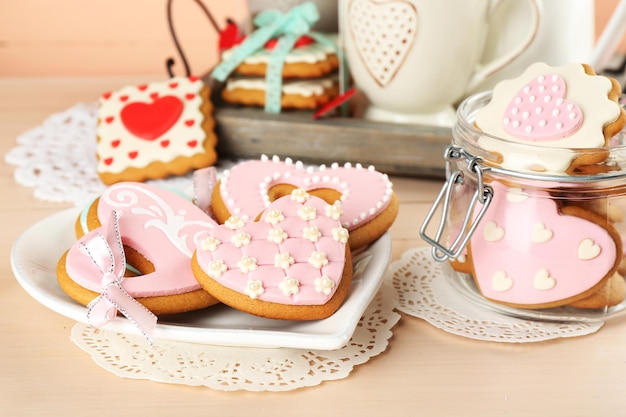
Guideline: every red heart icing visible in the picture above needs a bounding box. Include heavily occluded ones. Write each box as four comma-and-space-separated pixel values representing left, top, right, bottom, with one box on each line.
468, 181, 619, 307
194, 191, 349, 310
502, 73, 583, 141
120, 96, 183, 140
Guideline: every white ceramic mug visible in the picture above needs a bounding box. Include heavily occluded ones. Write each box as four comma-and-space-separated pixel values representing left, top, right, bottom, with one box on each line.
471, 0, 626, 94
339, 0, 541, 126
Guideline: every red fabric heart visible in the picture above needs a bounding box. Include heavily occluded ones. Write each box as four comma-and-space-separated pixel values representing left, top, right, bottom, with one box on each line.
120, 96, 183, 140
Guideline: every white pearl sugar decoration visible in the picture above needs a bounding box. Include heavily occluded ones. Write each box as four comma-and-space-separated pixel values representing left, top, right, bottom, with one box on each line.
314, 276, 335, 295
302, 225, 322, 242
279, 276, 300, 296
274, 252, 295, 269
268, 227, 288, 244
225, 215, 246, 230
237, 256, 258, 274
208, 259, 227, 278
244, 279, 265, 299
308, 251, 329, 268
200, 235, 221, 252
231, 230, 251, 248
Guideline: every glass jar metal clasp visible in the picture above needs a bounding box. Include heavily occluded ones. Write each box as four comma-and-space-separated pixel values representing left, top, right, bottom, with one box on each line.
419, 145, 494, 262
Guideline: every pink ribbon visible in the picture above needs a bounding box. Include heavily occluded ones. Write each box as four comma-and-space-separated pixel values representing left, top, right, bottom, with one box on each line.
79, 211, 157, 344
192, 166, 217, 217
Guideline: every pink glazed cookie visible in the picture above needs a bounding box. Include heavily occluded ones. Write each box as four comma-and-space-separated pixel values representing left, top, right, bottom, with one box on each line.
474, 62, 626, 175
210, 155, 398, 250
57, 182, 220, 317
96, 76, 218, 185
192, 189, 352, 320
464, 181, 622, 309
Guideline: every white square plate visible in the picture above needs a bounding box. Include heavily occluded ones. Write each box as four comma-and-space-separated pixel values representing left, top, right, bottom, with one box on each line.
11, 209, 391, 350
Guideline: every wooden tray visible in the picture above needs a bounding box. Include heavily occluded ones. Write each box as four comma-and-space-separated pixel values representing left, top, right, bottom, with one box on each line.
213, 105, 451, 179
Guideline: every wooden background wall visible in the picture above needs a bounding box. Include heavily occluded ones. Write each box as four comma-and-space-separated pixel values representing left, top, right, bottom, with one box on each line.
0, 0, 249, 76
1, 0, 625, 76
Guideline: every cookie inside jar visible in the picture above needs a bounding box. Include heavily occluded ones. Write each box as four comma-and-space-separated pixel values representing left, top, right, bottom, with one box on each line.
421, 62, 626, 319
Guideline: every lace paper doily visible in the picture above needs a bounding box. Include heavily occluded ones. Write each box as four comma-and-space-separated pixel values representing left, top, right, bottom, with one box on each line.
70, 283, 400, 392
389, 247, 604, 342
4, 103, 206, 206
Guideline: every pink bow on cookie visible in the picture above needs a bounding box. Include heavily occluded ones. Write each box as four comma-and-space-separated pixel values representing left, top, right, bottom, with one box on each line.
79, 211, 158, 343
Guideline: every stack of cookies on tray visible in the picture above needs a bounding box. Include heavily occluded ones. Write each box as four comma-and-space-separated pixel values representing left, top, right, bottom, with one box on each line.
210, 2, 340, 113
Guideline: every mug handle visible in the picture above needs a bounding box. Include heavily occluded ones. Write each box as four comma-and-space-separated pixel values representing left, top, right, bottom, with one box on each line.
466, 0, 541, 93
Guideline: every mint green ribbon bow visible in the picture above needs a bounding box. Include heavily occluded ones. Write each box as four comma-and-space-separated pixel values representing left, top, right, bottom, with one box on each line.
211, 2, 335, 113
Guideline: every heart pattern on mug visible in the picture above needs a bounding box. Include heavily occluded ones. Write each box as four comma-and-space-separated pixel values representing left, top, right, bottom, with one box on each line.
347, 0, 418, 87
469, 182, 619, 307
120, 96, 184, 140
502, 73, 583, 141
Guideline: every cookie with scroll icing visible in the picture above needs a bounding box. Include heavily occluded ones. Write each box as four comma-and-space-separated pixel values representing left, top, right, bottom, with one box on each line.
466, 181, 622, 309
57, 182, 220, 316
192, 189, 352, 320
474, 62, 626, 175
209, 155, 398, 250
96, 76, 218, 185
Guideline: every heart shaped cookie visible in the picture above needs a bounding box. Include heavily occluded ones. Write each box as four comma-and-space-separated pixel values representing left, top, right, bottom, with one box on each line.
193, 189, 352, 320
474, 62, 625, 174
211, 155, 398, 250
468, 181, 621, 308
58, 182, 220, 316
347, 0, 418, 87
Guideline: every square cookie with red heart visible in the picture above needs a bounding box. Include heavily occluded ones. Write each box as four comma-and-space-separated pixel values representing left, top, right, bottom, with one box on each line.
96, 76, 218, 185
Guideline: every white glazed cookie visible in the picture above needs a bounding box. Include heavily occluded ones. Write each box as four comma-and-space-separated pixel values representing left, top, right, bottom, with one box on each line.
96, 76, 218, 185
474, 62, 625, 174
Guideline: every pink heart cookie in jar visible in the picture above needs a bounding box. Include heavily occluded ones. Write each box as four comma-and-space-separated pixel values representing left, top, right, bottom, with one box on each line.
421, 61, 626, 315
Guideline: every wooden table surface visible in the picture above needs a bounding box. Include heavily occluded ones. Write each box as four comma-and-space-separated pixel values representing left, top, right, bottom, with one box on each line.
2, 77, 626, 417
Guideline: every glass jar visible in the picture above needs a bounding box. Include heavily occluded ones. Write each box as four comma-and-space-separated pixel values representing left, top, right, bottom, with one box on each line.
421, 91, 626, 319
